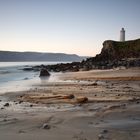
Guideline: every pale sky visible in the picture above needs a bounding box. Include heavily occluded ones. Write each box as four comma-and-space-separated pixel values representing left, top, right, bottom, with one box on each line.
0, 0, 140, 56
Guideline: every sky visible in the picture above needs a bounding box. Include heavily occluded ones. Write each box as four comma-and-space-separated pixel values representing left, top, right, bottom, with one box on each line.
0, 0, 140, 56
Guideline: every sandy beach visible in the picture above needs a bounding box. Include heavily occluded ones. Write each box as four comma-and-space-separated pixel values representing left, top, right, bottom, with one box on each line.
0, 68, 140, 140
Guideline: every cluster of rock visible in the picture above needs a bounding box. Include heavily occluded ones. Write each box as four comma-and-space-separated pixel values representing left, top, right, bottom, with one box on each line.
22, 38, 140, 73
81, 58, 140, 70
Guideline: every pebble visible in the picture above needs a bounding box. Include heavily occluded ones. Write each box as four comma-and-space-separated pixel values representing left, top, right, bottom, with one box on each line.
98, 134, 104, 139
42, 123, 51, 129
92, 83, 98, 86
19, 101, 23, 104
3, 119, 7, 122
101, 129, 108, 134
4, 103, 10, 107
18, 130, 26, 133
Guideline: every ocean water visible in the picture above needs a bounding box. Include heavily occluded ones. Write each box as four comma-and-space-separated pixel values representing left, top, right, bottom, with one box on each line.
0, 61, 68, 94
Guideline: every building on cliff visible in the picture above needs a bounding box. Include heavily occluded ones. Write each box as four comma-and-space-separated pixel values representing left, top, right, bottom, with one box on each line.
120, 28, 125, 42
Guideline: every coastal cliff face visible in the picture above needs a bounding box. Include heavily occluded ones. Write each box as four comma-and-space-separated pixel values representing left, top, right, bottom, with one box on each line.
81, 38, 140, 69
100, 39, 140, 60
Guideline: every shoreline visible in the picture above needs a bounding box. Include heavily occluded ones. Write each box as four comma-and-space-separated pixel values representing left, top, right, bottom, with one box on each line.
0, 68, 140, 140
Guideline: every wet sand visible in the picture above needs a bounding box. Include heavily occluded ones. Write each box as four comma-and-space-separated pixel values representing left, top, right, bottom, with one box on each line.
0, 68, 140, 140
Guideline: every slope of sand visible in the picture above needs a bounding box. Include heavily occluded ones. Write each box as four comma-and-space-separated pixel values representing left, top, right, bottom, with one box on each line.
0, 68, 140, 140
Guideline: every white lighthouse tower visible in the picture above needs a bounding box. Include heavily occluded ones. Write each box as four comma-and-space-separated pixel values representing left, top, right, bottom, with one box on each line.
120, 28, 125, 41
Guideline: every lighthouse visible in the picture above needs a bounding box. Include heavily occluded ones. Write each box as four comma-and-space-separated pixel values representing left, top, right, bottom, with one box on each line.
120, 28, 125, 41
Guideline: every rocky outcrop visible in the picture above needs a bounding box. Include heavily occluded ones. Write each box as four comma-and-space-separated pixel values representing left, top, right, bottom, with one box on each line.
81, 38, 140, 69
99, 39, 140, 60
46, 62, 81, 72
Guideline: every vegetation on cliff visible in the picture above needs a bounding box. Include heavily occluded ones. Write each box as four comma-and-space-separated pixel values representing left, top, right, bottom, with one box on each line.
101, 38, 140, 60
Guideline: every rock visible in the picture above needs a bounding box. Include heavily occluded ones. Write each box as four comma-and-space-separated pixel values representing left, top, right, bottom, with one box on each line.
101, 129, 108, 134
76, 97, 88, 103
18, 130, 26, 133
22, 67, 34, 71
19, 101, 23, 104
136, 101, 140, 104
3, 119, 7, 122
30, 104, 33, 107
4, 103, 10, 107
98, 134, 104, 139
42, 123, 51, 129
24, 77, 29, 80
1, 107, 4, 110
66, 94, 75, 99
39, 68, 50, 77
92, 82, 98, 86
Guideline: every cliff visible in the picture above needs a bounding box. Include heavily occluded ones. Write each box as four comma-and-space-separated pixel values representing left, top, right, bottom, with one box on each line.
99, 38, 140, 60
82, 38, 140, 69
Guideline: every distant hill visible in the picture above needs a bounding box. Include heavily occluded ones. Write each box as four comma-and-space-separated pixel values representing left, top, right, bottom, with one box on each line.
0, 51, 87, 62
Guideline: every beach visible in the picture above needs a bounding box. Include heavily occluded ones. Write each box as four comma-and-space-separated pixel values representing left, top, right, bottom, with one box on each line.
0, 68, 140, 140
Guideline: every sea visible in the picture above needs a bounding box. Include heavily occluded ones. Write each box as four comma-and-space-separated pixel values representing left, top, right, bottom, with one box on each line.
0, 61, 68, 94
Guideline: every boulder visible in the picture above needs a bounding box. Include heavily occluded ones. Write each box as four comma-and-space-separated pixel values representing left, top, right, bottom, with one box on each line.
39, 68, 50, 77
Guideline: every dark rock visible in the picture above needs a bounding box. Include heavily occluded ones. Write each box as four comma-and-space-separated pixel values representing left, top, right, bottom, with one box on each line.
22, 67, 34, 71
1, 107, 4, 110
68, 94, 75, 99
91, 82, 98, 86
18, 130, 26, 133
24, 77, 29, 80
30, 104, 33, 107
98, 134, 104, 140
4, 103, 10, 107
19, 101, 23, 104
3, 119, 7, 122
76, 97, 88, 103
42, 123, 51, 129
101, 129, 108, 134
39, 68, 50, 77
